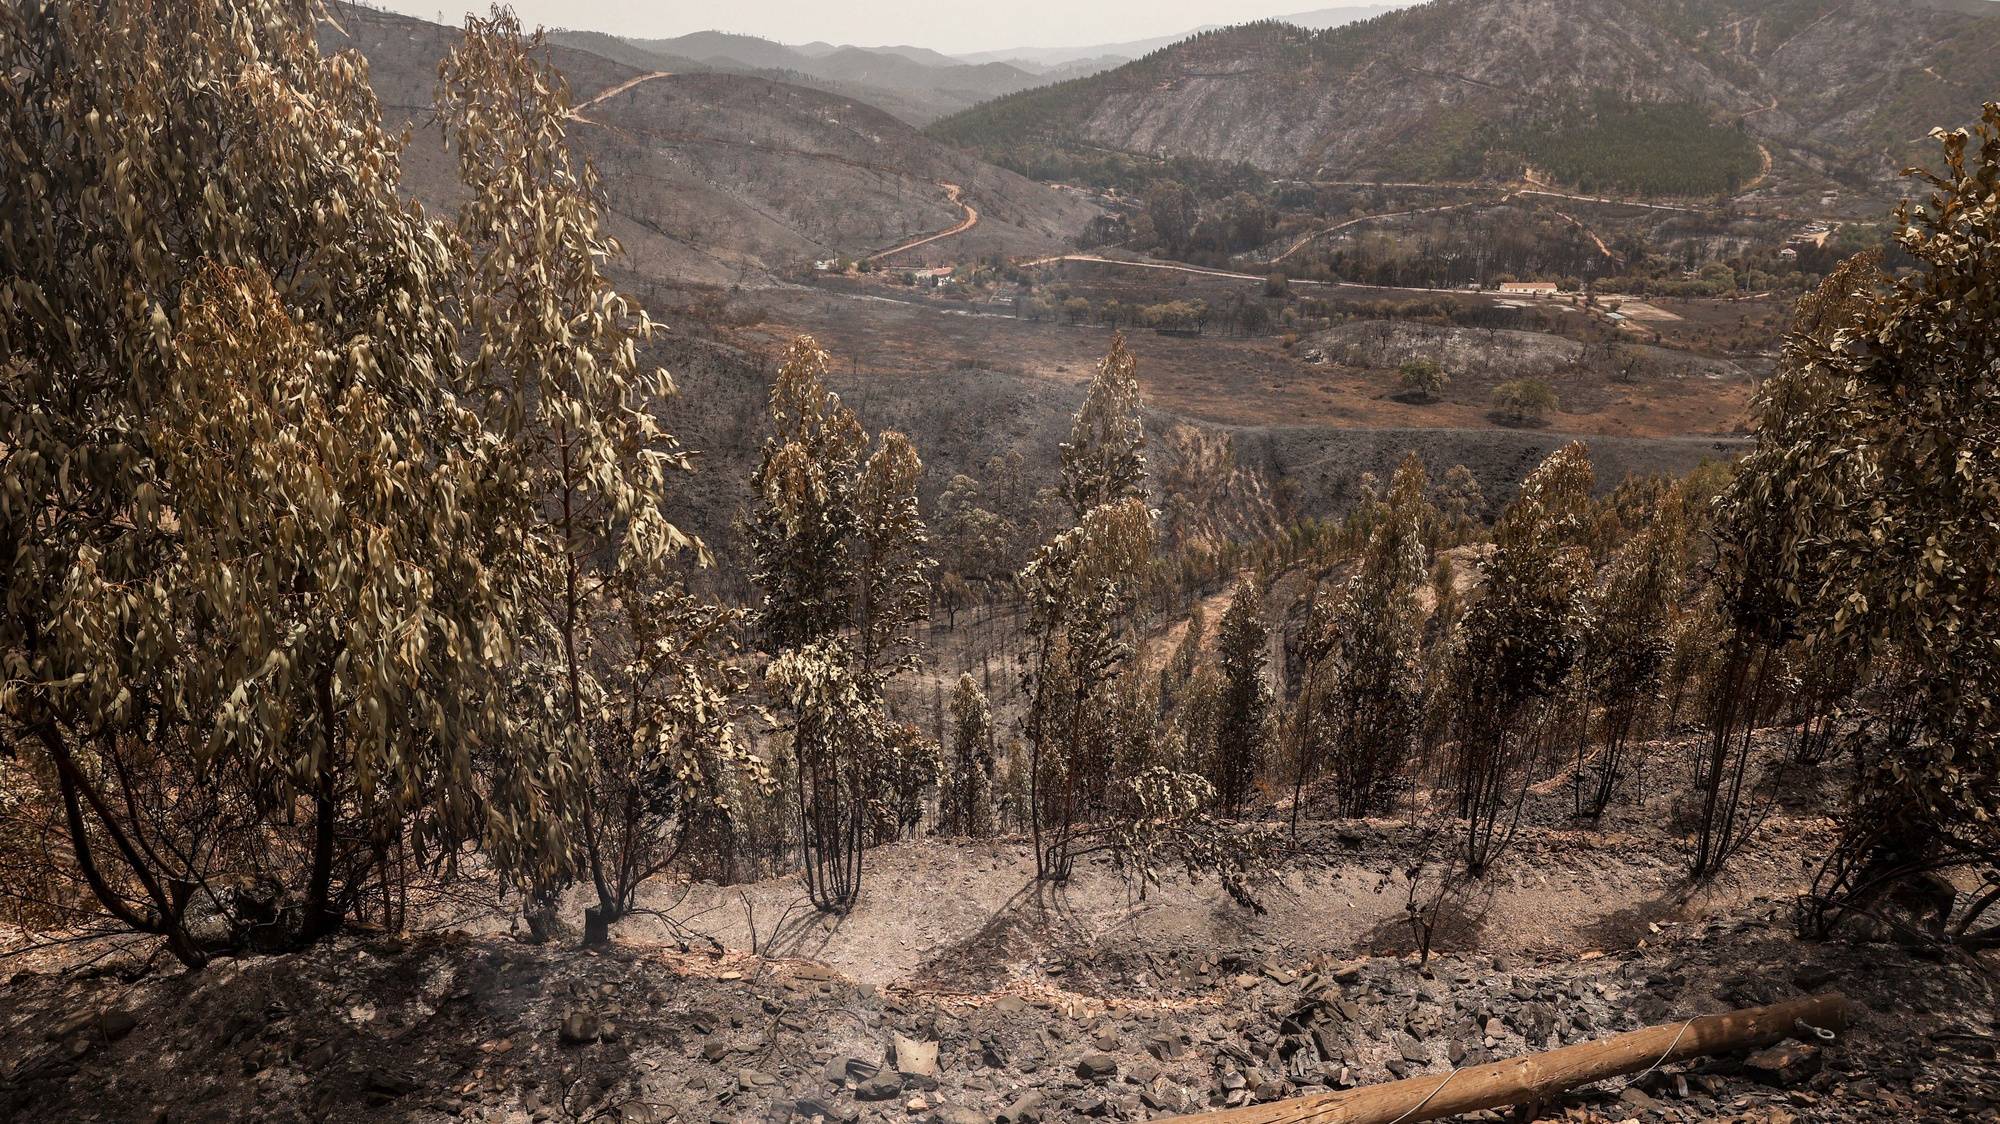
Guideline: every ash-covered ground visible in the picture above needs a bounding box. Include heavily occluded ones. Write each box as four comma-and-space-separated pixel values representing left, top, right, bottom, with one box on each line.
5, 769, 1996, 1123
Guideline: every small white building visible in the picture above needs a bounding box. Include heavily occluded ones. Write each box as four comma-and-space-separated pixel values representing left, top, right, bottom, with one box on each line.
1499, 281, 1561, 297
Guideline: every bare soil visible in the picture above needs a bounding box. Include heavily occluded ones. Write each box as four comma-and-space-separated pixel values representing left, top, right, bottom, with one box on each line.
746, 281, 1762, 444
7, 746, 1996, 1124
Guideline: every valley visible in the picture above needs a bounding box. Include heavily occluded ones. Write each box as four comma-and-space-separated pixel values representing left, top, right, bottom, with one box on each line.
7, 3, 1999, 1124
324, 0, 1909, 520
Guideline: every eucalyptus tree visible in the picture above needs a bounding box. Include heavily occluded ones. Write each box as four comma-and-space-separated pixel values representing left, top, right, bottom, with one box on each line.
438, 10, 732, 944
1446, 443, 1595, 873
0, 0, 514, 964
1729, 112, 2000, 945
1022, 334, 1156, 878
1210, 574, 1271, 815
941, 674, 996, 837
748, 338, 934, 911
1569, 488, 1688, 820
1697, 253, 1881, 880
1322, 455, 1434, 818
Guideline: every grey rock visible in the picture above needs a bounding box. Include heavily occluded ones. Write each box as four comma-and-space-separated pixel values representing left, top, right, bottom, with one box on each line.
1746, 1042, 1822, 1088
1075, 1053, 1118, 1081
1618, 1087, 1662, 1113
793, 1097, 858, 1122
98, 1009, 139, 1041
855, 1074, 905, 1101
1074, 1092, 1112, 1117
998, 1090, 1045, 1123
1512, 1003, 1556, 1045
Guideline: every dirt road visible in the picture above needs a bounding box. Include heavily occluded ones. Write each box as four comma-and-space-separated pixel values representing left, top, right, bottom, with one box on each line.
1014, 253, 1324, 284
1514, 187, 1699, 214
569, 70, 671, 122
867, 182, 979, 262
1014, 253, 1521, 300
1265, 197, 1500, 265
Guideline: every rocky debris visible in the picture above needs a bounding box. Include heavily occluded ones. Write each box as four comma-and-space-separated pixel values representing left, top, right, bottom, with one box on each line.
558, 1009, 602, 1044
854, 1072, 906, 1101
1, 882, 1993, 1124
1074, 1051, 1118, 1081
1746, 1041, 1823, 1087
998, 1089, 1045, 1122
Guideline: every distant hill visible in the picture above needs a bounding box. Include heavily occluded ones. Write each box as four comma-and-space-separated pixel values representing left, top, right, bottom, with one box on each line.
536, 15, 1431, 127
562, 30, 1054, 123
953, 4, 1409, 67
323, 4, 1098, 284
929, 0, 2000, 200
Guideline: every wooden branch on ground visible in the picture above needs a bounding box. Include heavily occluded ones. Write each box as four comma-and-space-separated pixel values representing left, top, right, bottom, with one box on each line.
1157, 993, 1849, 1124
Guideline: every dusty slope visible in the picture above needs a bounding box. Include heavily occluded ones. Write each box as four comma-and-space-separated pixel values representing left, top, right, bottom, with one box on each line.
584, 32, 1056, 124
580, 72, 1099, 281
6, 765, 1996, 1123
931, 0, 2000, 199
321, 4, 1096, 286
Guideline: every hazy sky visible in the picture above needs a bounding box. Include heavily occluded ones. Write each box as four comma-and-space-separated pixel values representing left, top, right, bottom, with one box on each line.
369, 0, 1383, 53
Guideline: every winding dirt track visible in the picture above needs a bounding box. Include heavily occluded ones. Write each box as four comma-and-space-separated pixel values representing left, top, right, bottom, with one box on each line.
1014, 253, 1331, 286
867, 182, 978, 262
1265, 197, 1501, 265
571, 70, 672, 121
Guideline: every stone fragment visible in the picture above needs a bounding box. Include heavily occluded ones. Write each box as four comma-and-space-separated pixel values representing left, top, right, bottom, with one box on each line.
99, 1009, 139, 1042
998, 1091, 1045, 1123
1076, 1053, 1119, 1081
856, 1074, 906, 1101
1746, 1043, 1822, 1088
559, 1011, 601, 1045
793, 1097, 858, 1122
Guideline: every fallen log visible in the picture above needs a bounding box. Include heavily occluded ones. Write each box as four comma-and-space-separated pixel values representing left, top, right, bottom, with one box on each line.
1158, 992, 1848, 1124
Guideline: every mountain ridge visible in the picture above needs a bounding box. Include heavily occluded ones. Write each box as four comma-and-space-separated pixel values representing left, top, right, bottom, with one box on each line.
929, 0, 2000, 200
323, 3, 1097, 284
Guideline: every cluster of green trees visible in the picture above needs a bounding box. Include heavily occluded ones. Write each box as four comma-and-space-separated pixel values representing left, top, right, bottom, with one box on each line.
1139, 183, 1275, 260
1491, 378, 1560, 425
1513, 96, 1764, 198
